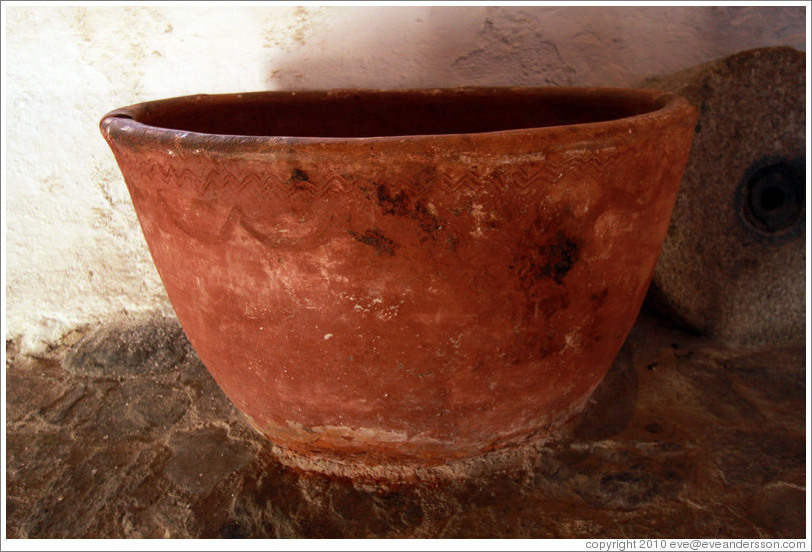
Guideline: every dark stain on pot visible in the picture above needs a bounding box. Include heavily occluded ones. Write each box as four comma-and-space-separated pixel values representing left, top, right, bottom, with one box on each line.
539, 294, 570, 318
515, 233, 580, 286
348, 228, 397, 256
374, 183, 444, 238
590, 288, 609, 306
288, 168, 310, 190
412, 201, 442, 235
376, 184, 410, 216
452, 198, 475, 217
484, 218, 503, 230
445, 234, 459, 252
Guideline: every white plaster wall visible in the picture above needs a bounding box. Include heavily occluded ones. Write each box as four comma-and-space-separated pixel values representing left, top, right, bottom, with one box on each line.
3, 5, 806, 351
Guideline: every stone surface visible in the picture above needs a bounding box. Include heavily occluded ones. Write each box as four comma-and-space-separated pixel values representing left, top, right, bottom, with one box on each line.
5, 312, 806, 538
644, 47, 806, 348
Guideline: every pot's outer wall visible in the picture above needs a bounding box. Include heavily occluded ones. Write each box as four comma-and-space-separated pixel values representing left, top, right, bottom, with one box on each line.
101, 89, 696, 465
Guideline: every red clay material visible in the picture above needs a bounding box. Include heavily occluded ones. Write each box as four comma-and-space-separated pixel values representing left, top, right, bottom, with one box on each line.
101, 88, 696, 476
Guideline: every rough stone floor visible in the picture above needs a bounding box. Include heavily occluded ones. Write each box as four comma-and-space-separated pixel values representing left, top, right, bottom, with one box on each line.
5, 313, 807, 538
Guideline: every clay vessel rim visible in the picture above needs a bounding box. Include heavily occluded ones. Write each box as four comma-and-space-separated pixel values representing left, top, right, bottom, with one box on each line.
100, 86, 696, 156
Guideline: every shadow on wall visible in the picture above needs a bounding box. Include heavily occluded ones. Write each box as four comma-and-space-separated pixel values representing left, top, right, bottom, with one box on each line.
261, 6, 577, 91
261, 6, 806, 91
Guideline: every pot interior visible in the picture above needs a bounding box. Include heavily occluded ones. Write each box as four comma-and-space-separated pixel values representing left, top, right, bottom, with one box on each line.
133, 89, 667, 138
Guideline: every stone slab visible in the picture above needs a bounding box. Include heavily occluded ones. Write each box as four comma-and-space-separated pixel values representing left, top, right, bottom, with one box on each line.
5, 313, 806, 538
643, 47, 806, 348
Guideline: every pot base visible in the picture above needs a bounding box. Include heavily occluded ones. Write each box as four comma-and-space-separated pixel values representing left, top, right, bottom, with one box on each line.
251, 415, 580, 485
269, 437, 562, 485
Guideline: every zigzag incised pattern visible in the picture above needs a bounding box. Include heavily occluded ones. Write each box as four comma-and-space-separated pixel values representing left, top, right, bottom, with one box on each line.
116, 141, 659, 204
114, 129, 681, 255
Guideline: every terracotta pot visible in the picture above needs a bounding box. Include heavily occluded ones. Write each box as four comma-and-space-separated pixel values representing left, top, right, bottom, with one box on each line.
101, 88, 696, 478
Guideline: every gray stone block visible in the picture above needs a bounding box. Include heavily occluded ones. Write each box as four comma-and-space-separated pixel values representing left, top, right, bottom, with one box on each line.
643, 47, 806, 348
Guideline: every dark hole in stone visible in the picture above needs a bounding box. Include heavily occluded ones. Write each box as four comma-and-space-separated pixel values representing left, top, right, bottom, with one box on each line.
740, 160, 804, 235
760, 186, 785, 212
